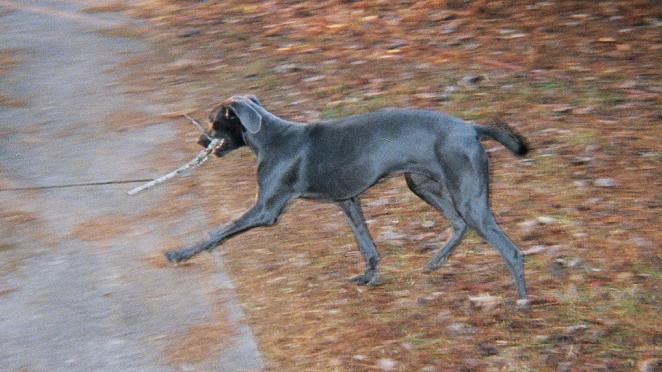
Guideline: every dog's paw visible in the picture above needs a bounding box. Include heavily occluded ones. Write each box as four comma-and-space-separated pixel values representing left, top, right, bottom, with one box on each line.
423, 257, 449, 273
165, 249, 187, 263
351, 274, 382, 286
422, 262, 440, 273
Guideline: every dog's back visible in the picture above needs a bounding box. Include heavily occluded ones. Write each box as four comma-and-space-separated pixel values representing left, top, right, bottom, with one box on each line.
297, 109, 479, 200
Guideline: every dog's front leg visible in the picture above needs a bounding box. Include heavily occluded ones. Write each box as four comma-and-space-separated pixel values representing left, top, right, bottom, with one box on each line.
339, 198, 382, 286
165, 194, 292, 263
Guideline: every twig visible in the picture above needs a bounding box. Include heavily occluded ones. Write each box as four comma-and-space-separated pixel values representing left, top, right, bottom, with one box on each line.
127, 138, 223, 196
184, 113, 212, 141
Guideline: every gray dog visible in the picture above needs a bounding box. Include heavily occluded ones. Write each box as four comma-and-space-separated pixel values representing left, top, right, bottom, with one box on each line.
166, 95, 530, 299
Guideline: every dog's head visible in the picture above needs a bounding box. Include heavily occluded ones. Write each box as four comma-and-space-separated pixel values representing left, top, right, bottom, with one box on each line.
198, 95, 263, 157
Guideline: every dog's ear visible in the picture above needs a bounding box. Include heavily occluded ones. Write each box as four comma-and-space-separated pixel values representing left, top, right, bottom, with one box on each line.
245, 95, 262, 107
228, 98, 262, 134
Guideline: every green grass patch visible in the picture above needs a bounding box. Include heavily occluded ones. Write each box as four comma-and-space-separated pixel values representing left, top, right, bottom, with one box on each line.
564, 128, 601, 148
532, 80, 567, 91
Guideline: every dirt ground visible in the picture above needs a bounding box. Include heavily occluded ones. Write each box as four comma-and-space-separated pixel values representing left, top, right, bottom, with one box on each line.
2, 0, 661, 371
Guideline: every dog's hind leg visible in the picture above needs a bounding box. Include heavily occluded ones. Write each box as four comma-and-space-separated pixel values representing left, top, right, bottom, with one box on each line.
405, 173, 468, 272
461, 203, 528, 299
443, 146, 528, 299
339, 197, 382, 286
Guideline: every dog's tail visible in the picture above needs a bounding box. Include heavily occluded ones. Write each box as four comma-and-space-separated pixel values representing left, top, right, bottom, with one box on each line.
473, 119, 530, 157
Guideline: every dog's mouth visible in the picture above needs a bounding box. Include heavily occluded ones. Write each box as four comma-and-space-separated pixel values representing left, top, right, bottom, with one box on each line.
212, 138, 231, 157
199, 133, 231, 157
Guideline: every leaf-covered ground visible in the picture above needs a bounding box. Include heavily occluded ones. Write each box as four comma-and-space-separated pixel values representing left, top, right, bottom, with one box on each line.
98, 1, 660, 370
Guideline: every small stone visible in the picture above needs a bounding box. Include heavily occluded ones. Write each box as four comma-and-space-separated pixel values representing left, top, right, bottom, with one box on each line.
477, 341, 499, 356
417, 293, 442, 306
459, 74, 484, 86
441, 20, 461, 34
378, 230, 405, 241
516, 299, 531, 311
587, 196, 604, 205
598, 37, 616, 42
567, 258, 584, 268
421, 220, 436, 228
518, 219, 539, 234
376, 358, 397, 371
571, 156, 592, 165
273, 63, 298, 73
367, 199, 390, 207
518, 219, 538, 228
303, 75, 325, 83
537, 216, 556, 225
437, 85, 457, 101
418, 242, 437, 252
447, 322, 477, 335
573, 106, 595, 115
171, 58, 197, 69
594, 178, 618, 187
469, 295, 501, 311
414, 92, 439, 100
550, 334, 574, 345
523, 245, 547, 256
353, 354, 368, 361
566, 324, 589, 334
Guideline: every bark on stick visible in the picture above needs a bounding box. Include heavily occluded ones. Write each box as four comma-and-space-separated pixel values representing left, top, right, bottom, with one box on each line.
127, 138, 222, 196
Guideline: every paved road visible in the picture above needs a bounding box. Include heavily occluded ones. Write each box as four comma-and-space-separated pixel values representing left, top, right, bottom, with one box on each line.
0, 1, 263, 370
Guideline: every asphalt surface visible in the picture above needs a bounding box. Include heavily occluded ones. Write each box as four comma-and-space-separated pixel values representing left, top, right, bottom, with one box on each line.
0, 1, 263, 370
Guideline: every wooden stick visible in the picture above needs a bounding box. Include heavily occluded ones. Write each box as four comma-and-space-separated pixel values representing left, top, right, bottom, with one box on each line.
184, 113, 212, 141
127, 138, 223, 196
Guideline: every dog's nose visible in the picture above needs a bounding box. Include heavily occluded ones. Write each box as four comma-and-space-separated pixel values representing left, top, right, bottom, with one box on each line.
198, 135, 210, 147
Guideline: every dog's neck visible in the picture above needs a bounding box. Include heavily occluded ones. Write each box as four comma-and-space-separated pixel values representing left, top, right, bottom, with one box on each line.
242, 106, 302, 158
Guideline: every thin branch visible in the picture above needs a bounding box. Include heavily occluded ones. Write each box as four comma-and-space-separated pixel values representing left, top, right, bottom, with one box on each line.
127, 138, 223, 196
184, 113, 212, 141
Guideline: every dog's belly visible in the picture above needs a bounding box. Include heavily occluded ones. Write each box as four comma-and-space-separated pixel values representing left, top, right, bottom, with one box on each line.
298, 162, 431, 202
